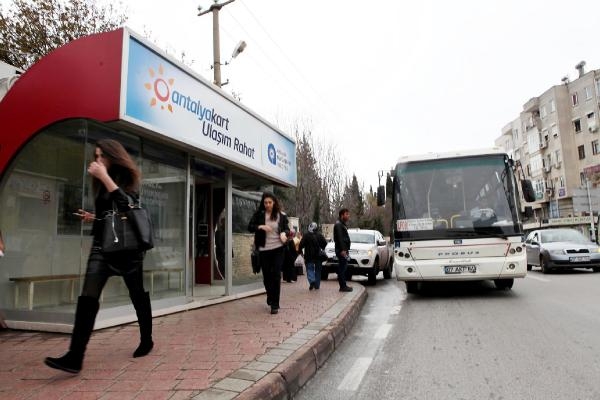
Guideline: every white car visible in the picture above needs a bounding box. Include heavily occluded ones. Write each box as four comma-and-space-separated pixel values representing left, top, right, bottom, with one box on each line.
322, 228, 393, 285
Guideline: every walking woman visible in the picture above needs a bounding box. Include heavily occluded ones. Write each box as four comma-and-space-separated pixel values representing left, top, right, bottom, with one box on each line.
248, 191, 290, 314
45, 139, 153, 373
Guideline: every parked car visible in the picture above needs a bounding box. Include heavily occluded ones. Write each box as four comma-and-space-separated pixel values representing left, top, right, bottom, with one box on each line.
322, 228, 393, 285
525, 228, 600, 273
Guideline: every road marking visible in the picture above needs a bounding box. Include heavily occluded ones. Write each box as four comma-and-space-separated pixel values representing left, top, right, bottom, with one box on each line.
374, 323, 392, 339
338, 357, 372, 391
390, 305, 402, 315
526, 274, 550, 282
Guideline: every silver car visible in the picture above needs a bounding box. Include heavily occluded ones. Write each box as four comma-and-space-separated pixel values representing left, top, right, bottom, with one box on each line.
525, 228, 600, 273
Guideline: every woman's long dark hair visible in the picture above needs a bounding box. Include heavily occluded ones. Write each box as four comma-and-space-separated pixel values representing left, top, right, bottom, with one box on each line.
259, 191, 281, 221
92, 139, 141, 194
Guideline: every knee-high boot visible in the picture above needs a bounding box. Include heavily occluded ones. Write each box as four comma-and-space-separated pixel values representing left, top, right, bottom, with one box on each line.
130, 291, 154, 358
44, 296, 99, 373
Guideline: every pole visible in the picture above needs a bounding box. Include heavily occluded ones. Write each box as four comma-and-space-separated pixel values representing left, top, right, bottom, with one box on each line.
198, 0, 236, 87
587, 178, 596, 241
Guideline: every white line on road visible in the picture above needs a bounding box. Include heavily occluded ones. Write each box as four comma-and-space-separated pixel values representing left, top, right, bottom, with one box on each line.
374, 323, 392, 339
526, 274, 550, 282
337, 357, 373, 391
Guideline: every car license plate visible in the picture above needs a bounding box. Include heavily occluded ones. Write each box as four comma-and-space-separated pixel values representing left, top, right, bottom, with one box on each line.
444, 265, 476, 274
569, 256, 590, 262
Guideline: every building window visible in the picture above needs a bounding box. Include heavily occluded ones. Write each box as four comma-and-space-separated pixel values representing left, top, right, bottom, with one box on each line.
550, 99, 556, 113
555, 149, 561, 163
581, 172, 587, 186
586, 86, 593, 100
541, 105, 547, 118
593, 140, 599, 155
574, 119, 582, 133
572, 92, 579, 106
551, 124, 558, 137
597, 80, 600, 96
578, 145, 586, 159
560, 176, 564, 187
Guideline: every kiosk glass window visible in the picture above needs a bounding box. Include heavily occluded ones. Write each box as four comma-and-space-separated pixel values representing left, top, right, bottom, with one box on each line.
0, 120, 88, 312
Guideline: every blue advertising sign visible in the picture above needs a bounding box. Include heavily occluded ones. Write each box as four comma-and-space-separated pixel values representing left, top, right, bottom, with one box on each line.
120, 34, 296, 186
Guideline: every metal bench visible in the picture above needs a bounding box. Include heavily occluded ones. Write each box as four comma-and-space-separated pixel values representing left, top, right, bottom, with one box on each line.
9, 274, 80, 310
9, 267, 184, 309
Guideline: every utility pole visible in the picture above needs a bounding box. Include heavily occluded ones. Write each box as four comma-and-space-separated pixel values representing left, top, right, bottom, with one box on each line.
198, 0, 236, 87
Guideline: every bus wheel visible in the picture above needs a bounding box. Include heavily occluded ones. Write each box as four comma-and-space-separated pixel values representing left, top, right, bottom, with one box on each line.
494, 278, 514, 290
405, 281, 418, 294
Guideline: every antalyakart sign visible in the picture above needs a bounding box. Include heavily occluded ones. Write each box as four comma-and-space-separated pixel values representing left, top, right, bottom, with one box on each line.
120, 35, 296, 186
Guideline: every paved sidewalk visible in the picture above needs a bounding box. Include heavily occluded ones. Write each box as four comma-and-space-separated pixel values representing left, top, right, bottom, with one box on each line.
0, 280, 367, 400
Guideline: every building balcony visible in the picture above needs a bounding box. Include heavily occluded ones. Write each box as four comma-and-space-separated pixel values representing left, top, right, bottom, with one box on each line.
523, 97, 540, 113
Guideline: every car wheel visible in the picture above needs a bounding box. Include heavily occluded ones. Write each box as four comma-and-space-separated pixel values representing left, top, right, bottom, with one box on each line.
593, 267, 600, 273
540, 257, 551, 274
383, 260, 393, 279
321, 268, 329, 280
526, 264, 532, 271
494, 278, 514, 290
405, 281, 418, 294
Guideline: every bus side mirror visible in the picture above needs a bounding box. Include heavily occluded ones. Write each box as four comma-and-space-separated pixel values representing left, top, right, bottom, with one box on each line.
522, 206, 534, 219
521, 180, 536, 202
376, 185, 386, 206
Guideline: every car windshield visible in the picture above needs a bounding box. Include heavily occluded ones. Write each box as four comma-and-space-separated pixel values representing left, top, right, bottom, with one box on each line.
349, 232, 375, 244
541, 229, 589, 243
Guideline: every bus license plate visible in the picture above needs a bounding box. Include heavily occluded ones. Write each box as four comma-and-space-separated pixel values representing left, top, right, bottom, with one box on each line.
569, 256, 590, 262
444, 265, 476, 274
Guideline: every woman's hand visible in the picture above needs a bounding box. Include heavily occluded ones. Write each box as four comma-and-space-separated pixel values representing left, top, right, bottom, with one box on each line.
74, 209, 96, 223
87, 161, 108, 179
259, 224, 273, 232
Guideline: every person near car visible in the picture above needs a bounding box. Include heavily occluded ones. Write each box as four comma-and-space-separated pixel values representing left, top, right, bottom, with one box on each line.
282, 230, 298, 283
299, 222, 328, 290
248, 191, 290, 314
334, 208, 353, 292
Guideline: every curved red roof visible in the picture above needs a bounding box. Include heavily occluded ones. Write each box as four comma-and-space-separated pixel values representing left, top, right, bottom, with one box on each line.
0, 28, 124, 176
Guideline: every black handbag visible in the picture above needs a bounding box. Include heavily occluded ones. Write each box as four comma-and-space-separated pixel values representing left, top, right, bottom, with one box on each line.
101, 201, 154, 254
251, 247, 260, 274
318, 248, 328, 261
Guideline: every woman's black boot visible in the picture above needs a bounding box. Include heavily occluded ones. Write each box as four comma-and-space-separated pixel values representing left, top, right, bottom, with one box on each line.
44, 296, 99, 373
131, 291, 154, 358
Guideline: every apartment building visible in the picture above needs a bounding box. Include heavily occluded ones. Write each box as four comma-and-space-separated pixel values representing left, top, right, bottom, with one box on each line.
496, 61, 600, 236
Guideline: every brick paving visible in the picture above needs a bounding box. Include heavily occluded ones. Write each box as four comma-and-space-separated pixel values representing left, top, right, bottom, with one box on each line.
0, 279, 364, 400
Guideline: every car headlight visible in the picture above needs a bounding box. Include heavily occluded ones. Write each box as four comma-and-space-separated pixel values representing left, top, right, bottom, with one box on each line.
592, 248, 600, 253
548, 249, 564, 255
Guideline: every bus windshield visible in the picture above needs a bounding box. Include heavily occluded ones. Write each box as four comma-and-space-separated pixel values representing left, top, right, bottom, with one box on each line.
393, 154, 521, 240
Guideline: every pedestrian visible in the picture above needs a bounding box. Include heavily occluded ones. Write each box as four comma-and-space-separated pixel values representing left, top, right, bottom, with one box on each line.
248, 191, 290, 314
334, 208, 353, 292
299, 222, 327, 290
45, 139, 153, 374
282, 230, 298, 283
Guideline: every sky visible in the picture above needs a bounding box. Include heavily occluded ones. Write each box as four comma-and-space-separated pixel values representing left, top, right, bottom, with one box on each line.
9, 0, 600, 190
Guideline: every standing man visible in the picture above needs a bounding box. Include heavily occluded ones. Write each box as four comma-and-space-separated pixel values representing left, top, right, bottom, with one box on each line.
334, 209, 353, 292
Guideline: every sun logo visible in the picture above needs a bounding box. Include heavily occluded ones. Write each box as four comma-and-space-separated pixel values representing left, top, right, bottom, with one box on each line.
144, 65, 174, 112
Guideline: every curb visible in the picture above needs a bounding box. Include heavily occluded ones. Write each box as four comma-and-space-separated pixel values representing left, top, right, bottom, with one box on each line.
234, 285, 367, 400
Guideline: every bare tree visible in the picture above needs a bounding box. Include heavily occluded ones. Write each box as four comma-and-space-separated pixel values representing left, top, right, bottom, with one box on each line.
0, 0, 126, 69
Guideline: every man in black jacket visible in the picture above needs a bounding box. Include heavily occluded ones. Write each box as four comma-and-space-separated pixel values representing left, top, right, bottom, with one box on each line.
334, 208, 353, 292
